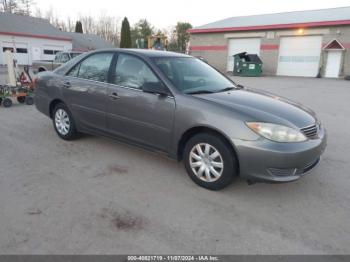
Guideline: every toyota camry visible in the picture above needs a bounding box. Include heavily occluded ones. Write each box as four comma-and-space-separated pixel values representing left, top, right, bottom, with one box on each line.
34, 49, 327, 190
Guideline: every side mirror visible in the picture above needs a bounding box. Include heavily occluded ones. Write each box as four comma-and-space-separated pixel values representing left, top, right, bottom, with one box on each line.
142, 82, 169, 96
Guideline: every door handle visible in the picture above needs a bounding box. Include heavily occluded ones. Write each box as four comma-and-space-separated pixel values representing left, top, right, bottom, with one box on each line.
109, 92, 120, 100
62, 81, 71, 88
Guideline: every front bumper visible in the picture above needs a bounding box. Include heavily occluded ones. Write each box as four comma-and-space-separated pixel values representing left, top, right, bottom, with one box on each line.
232, 126, 327, 183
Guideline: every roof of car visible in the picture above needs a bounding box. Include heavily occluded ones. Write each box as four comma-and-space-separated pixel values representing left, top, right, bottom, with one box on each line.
93, 48, 191, 58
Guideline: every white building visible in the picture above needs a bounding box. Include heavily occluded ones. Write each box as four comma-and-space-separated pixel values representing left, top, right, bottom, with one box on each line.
0, 12, 114, 66
189, 7, 350, 78
0, 13, 72, 65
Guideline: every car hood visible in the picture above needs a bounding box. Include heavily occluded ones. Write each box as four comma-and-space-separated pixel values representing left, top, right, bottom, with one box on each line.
194, 88, 316, 128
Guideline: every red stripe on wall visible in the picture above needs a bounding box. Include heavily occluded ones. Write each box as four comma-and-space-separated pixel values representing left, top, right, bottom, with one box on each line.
323, 43, 350, 49
190, 45, 227, 51
189, 20, 350, 34
0, 31, 71, 41
261, 44, 279, 50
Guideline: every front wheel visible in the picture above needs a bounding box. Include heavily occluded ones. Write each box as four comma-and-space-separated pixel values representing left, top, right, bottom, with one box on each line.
183, 133, 238, 190
52, 103, 79, 140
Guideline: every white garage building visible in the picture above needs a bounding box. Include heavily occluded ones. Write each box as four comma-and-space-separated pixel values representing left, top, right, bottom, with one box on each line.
0, 12, 73, 65
0, 12, 114, 66
189, 7, 350, 78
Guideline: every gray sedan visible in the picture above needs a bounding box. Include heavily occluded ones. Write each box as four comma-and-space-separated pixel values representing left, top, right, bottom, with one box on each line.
34, 49, 327, 190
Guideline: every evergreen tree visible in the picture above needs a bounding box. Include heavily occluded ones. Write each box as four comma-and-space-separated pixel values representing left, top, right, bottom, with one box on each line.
176, 22, 192, 53
120, 17, 132, 48
75, 21, 83, 33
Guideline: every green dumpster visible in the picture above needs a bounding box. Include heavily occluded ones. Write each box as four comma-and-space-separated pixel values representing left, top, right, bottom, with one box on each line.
233, 52, 263, 77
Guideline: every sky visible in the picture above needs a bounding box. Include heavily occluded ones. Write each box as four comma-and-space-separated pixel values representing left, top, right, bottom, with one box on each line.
33, 0, 350, 29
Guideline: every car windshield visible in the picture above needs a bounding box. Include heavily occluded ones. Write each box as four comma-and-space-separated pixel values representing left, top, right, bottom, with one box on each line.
153, 57, 236, 94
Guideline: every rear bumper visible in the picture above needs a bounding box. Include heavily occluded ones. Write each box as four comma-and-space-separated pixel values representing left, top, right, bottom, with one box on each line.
232, 127, 327, 183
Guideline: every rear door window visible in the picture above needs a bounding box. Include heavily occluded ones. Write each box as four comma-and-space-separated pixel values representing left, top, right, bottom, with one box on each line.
66, 52, 114, 83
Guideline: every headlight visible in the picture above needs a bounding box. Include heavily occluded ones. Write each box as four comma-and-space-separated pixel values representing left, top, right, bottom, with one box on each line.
246, 122, 307, 142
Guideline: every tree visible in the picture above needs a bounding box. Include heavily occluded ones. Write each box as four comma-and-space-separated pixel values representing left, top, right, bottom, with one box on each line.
20, 0, 34, 15
167, 27, 178, 52
175, 22, 192, 53
131, 19, 154, 49
75, 21, 83, 33
120, 17, 131, 48
0, 0, 34, 15
1, 0, 18, 13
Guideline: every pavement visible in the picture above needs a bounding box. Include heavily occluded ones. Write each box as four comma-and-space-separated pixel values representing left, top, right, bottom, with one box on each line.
0, 76, 349, 254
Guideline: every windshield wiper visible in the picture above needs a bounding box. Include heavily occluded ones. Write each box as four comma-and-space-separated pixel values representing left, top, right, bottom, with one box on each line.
185, 90, 215, 95
216, 87, 235, 93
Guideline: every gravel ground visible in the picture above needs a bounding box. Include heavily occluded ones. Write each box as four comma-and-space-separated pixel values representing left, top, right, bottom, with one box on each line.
0, 76, 349, 254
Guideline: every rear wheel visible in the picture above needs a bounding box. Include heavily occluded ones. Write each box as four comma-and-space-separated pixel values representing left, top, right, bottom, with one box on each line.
52, 103, 79, 140
0, 98, 2, 106
3, 98, 12, 108
183, 133, 238, 190
17, 96, 26, 103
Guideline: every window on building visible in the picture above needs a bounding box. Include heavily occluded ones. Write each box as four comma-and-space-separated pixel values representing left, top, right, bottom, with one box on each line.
3, 47, 14, 52
16, 48, 28, 54
43, 50, 54, 55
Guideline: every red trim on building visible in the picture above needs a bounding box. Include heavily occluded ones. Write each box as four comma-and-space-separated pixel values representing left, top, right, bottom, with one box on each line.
0, 31, 71, 41
189, 20, 350, 34
343, 43, 350, 49
190, 45, 227, 51
261, 44, 279, 50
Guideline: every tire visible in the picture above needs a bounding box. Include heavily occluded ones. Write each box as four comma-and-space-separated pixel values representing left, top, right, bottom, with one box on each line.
183, 133, 238, 190
25, 96, 34, 105
52, 103, 79, 140
0, 98, 2, 106
17, 96, 26, 103
3, 98, 12, 108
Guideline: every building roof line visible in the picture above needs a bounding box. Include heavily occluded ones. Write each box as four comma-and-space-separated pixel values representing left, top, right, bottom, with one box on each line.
198, 6, 350, 23
189, 19, 350, 34
0, 31, 72, 41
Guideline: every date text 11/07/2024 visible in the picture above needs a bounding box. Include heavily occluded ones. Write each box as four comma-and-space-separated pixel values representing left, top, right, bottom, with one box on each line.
127, 255, 220, 261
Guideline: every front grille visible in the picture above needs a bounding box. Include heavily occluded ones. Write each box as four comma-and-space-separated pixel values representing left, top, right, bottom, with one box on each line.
268, 168, 297, 177
300, 124, 318, 139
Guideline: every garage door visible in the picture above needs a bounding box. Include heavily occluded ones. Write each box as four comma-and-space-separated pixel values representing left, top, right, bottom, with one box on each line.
277, 36, 322, 77
226, 38, 261, 71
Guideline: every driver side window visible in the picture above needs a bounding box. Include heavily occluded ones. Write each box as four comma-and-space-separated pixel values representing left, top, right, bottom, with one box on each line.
112, 54, 160, 89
